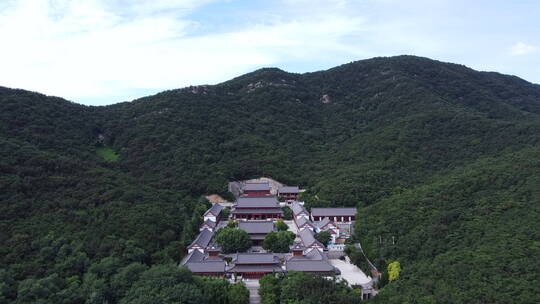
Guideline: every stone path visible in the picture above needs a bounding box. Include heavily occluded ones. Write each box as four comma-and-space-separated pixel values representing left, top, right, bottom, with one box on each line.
244, 279, 261, 304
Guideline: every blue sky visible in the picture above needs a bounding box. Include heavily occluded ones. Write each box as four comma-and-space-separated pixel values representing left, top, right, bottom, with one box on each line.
0, 0, 538, 106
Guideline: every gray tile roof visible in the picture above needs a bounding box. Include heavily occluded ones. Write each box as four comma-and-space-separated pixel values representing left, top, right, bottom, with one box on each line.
232, 208, 283, 214
188, 228, 213, 249
286, 260, 335, 272
244, 183, 271, 191
286, 248, 334, 272
235, 253, 278, 264
311, 208, 356, 217
299, 228, 323, 248
314, 217, 333, 229
291, 202, 308, 216
202, 219, 217, 228
238, 221, 275, 234
185, 261, 226, 273
290, 242, 305, 250
235, 196, 280, 208
228, 264, 283, 273
278, 186, 299, 193
296, 217, 315, 228
204, 203, 224, 216
180, 249, 205, 265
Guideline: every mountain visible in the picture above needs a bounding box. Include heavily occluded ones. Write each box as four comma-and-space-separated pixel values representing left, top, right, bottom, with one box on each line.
0, 56, 539, 303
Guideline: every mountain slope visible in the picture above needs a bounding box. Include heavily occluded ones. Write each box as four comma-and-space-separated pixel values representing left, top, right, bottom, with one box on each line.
0, 56, 539, 303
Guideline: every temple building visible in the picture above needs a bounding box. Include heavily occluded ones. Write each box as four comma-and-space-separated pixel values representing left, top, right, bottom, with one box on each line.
314, 217, 340, 243
291, 202, 309, 221
296, 216, 316, 231
228, 253, 284, 279
278, 186, 300, 201
311, 208, 356, 222
187, 228, 214, 253
200, 219, 217, 232
238, 220, 275, 246
242, 182, 272, 197
286, 242, 337, 276
232, 196, 283, 220
204, 204, 224, 222
298, 228, 325, 251
180, 246, 226, 277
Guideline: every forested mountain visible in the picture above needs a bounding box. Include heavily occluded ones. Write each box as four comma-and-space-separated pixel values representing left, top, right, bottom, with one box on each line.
1, 55, 539, 303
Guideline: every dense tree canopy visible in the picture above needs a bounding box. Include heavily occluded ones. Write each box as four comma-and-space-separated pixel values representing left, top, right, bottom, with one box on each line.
1, 55, 539, 303
263, 231, 295, 253
314, 231, 332, 246
215, 228, 252, 254
259, 272, 362, 304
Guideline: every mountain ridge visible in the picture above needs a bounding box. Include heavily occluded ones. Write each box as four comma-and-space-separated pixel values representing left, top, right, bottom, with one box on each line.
1, 55, 539, 303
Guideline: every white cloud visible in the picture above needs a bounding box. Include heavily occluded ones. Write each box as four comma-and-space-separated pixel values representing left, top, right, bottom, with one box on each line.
0, 0, 369, 104
510, 42, 537, 55
0, 0, 538, 104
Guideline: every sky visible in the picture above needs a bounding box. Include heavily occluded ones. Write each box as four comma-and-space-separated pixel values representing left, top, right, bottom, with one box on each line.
0, 0, 538, 106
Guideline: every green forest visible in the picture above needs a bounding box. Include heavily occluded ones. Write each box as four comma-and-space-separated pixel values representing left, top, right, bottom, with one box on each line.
1, 55, 539, 303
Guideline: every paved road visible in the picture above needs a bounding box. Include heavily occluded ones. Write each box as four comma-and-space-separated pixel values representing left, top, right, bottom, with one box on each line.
244, 279, 261, 304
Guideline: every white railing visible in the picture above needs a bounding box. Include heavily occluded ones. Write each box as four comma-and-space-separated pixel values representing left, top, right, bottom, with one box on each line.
327, 244, 346, 251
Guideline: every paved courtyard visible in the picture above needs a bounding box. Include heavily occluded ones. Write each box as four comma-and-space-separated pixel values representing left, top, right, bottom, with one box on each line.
329, 258, 372, 286
283, 219, 298, 234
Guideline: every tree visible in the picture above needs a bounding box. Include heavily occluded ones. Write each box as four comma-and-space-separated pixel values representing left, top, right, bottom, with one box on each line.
221, 207, 231, 220
227, 219, 238, 228
259, 274, 281, 304
195, 277, 230, 304
228, 282, 249, 304
388, 261, 401, 281
283, 207, 293, 220
0, 269, 16, 303
110, 263, 149, 301
263, 231, 295, 253
215, 227, 251, 253
314, 231, 332, 246
121, 265, 207, 304
279, 271, 360, 304
275, 219, 288, 231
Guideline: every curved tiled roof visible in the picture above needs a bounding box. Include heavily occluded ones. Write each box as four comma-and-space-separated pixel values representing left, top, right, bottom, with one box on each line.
291, 202, 308, 216
299, 229, 323, 248
235, 196, 280, 208
244, 183, 271, 191
204, 204, 224, 216
188, 228, 213, 249
239, 221, 275, 234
